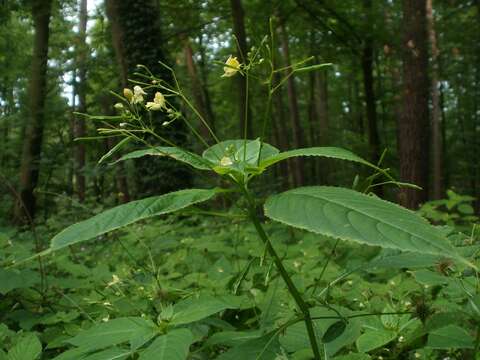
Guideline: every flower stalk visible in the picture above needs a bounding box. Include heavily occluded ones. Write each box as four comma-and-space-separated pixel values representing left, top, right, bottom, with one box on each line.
242, 185, 322, 360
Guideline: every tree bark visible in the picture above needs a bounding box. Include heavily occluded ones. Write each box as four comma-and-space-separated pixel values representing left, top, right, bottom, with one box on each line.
314, 69, 330, 183
197, 35, 216, 135
74, 0, 88, 203
272, 72, 292, 189
398, 0, 430, 209
426, 0, 444, 199
105, 0, 128, 87
183, 38, 214, 142
106, 0, 192, 197
229, 0, 252, 138
362, 0, 381, 167
67, 69, 76, 197
279, 20, 305, 187
14, 0, 52, 222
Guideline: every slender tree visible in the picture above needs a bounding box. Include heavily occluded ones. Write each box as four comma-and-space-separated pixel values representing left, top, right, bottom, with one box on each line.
183, 37, 214, 142
229, 0, 252, 138
74, 0, 88, 202
426, 0, 444, 200
362, 0, 381, 167
398, 0, 430, 209
279, 19, 305, 186
14, 0, 52, 222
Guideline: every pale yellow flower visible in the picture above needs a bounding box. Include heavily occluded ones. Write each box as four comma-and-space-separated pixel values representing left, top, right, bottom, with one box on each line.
146, 92, 166, 111
123, 88, 133, 101
220, 156, 233, 166
107, 274, 121, 287
222, 55, 240, 77
132, 85, 146, 104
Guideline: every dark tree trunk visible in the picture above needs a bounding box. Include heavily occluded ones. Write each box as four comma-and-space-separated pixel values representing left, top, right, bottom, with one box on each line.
229, 0, 252, 138
272, 72, 292, 189
14, 0, 52, 222
197, 35, 216, 135
105, 0, 128, 87
106, 0, 191, 197
426, 0, 444, 200
74, 0, 88, 203
314, 69, 330, 183
67, 69, 76, 197
362, 0, 381, 167
183, 38, 214, 142
398, 0, 430, 209
279, 20, 305, 187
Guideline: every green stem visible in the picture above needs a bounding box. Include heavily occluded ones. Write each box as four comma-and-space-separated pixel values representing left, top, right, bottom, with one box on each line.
243, 187, 322, 360
475, 323, 480, 355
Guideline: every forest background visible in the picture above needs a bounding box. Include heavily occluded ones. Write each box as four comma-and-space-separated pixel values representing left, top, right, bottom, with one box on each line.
1, 0, 479, 221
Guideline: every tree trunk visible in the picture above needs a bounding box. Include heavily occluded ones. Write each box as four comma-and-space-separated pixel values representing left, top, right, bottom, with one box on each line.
398, 0, 430, 209
197, 35, 216, 135
229, 0, 252, 138
14, 0, 52, 222
279, 20, 305, 187
426, 0, 444, 200
67, 69, 76, 197
314, 69, 330, 183
106, 0, 192, 197
105, 0, 128, 87
183, 38, 213, 142
272, 72, 292, 189
307, 64, 329, 183
362, 0, 381, 168
74, 0, 88, 203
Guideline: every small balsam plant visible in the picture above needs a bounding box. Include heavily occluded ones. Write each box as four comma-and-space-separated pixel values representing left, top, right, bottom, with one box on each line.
42, 20, 472, 360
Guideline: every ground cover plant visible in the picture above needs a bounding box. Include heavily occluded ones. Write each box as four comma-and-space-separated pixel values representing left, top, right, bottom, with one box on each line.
2, 21, 480, 360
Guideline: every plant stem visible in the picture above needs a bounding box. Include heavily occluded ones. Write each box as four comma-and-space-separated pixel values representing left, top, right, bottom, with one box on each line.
243, 187, 322, 360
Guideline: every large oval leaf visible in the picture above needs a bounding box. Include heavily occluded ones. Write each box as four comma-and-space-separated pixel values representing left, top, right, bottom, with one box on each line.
203, 139, 279, 165
113, 146, 213, 170
49, 188, 217, 251
259, 147, 379, 171
139, 329, 194, 360
67, 317, 155, 351
264, 186, 461, 259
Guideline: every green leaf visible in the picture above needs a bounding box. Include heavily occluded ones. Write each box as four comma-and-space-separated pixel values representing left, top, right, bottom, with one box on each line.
81, 347, 132, 360
205, 330, 262, 347
98, 137, 131, 164
293, 63, 332, 73
67, 317, 156, 351
114, 146, 213, 170
427, 325, 475, 349
458, 203, 474, 215
333, 355, 371, 360
215, 331, 280, 360
170, 295, 241, 326
139, 329, 193, 360
356, 329, 396, 353
264, 186, 461, 259
0, 269, 39, 295
49, 189, 217, 251
203, 140, 279, 165
7, 333, 42, 360
368, 250, 440, 269
259, 147, 378, 171
322, 321, 347, 343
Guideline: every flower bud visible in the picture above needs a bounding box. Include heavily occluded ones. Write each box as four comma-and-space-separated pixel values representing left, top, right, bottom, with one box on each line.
123, 88, 133, 101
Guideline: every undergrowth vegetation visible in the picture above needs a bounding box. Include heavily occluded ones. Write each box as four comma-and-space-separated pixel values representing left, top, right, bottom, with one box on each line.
1, 203, 479, 359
